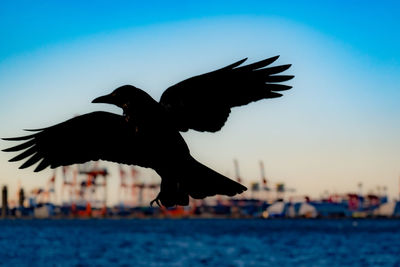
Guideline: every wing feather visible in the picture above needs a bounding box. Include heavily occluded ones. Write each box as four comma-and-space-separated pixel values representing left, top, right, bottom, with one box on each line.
160, 56, 294, 132
3, 111, 151, 171
239, 55, 279, 70
2, 140, 35, 152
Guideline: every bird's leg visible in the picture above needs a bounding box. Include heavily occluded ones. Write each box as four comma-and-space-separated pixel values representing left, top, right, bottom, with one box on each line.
150, 193, 162, 207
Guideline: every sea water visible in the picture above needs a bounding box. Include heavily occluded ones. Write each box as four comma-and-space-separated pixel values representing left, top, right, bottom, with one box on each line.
0, 219, 399, 266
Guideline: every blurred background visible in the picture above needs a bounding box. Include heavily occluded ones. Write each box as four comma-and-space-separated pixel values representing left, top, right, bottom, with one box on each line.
2, 2, 400, 266
0, 0, 399, 211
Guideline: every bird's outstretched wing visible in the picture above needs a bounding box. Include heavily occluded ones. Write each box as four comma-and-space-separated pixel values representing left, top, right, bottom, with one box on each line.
2, 111, 149, 172
160, 55, 293, 132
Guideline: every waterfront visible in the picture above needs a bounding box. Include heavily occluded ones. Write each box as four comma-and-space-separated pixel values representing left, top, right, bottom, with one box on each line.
1, 219, 399, 266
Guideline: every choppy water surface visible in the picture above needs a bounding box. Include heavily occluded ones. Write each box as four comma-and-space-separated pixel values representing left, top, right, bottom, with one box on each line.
0, 219, 399, 266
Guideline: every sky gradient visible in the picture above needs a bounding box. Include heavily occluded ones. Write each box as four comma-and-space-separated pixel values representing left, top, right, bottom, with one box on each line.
0, 1, 399, 204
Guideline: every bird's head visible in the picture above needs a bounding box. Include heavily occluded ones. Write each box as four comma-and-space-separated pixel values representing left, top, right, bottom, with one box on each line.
92, 85, 154, 114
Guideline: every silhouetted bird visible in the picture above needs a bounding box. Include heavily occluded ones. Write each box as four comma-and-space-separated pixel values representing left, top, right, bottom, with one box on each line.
3, 56, 293, 207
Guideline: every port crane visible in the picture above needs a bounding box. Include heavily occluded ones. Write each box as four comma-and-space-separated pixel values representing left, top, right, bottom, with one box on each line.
234, 159, 295, 201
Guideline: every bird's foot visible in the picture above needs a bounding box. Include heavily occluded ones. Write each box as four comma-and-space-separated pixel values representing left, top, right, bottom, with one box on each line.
150, 194, 162, 207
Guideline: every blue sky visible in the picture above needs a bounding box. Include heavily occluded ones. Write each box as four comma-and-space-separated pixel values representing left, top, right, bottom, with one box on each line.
1, 1, 399, 63
0, 1, 399, 204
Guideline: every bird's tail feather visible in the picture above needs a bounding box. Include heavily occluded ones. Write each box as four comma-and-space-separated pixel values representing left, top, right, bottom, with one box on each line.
182, 157, 247, 199
155, 157, 247, 207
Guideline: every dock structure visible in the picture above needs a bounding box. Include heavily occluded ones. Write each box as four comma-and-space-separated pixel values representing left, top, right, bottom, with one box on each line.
1, 160, 397, 219
19, 188, 25, 208
2, 186, 8, 218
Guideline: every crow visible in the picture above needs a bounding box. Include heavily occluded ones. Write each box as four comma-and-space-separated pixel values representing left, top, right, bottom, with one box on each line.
3, 55, 293, 207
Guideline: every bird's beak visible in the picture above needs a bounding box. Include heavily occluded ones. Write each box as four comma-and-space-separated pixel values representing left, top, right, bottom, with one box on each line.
92, 94, 114, 104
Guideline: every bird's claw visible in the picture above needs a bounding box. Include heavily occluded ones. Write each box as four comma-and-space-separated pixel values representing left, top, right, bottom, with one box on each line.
150, 196, 161, 207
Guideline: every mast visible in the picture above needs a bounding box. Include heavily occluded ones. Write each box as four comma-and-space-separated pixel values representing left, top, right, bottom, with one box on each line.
260, 161, 267, 187
259, 160, 268, 201
233, 159, 241, 184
